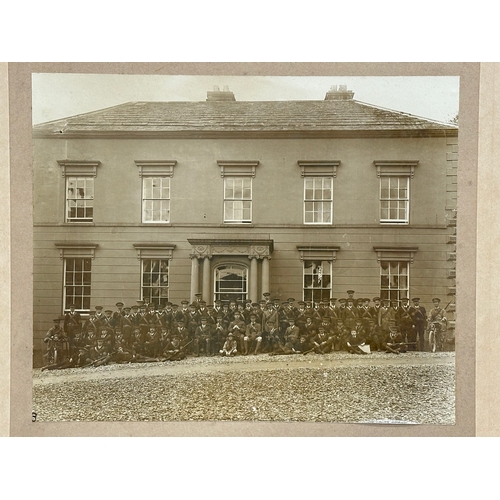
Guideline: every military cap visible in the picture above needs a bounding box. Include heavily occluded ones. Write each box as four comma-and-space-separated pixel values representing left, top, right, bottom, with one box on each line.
363, 298, 370, 303
195, 293, 202, 297
329, 298, 337, 302
346, 290, 355, 295
181, 300, 189, 305
373, 297, 381, 302
123, 306, 131, 311
272, 298, 280, 302
95, 305, 103, 310
263, 292, 271, 297
53, 318, 62, 323
172, 303, 179, 308
200, 316, 208, 321
131, 305, 139, 309
227, 332, 234, 337
115, 302, 124, 307
432, 297, 441, 303
199, 300, 206, 305
297, 300, 305, 305
338, 298, 347, 303
104, 309, 113, 313
401, 297, 410, 302
412, 298, 420, 302
259, 300, 266, 304
251, 303, 259, 307
346, 297, 355, 303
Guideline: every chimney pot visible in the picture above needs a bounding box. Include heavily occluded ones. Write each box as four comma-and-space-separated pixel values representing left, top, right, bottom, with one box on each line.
325, 85, 354, 101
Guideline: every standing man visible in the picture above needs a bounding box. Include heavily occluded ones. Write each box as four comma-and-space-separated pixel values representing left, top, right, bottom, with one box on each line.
410, 297, 427, 351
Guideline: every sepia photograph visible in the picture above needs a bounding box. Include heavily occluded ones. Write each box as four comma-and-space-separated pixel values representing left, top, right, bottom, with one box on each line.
31, 73, 459, 424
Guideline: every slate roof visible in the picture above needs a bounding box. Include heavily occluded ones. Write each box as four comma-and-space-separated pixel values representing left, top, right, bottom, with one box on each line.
33, 99, 458, 139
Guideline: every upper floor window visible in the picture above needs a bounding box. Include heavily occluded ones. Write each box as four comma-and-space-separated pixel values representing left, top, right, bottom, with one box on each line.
142, 176, 170, 223
224, 177, 252, 223
298, 161, 340, 225
374, 160, 418, 225
66, 176, 94, 223
380, 176, 409, 224
135, 160, 177, 224
218, 160, 259, 224
304, 177, 332, 224
58, 160, 100, 224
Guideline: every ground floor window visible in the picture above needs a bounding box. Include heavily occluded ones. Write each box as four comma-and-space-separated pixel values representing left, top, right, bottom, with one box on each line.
63, 258, 91, 312
380, 260, 409, 301
141, 259, 169, 307
303, 260, 332, 303
214, 264, 248, 303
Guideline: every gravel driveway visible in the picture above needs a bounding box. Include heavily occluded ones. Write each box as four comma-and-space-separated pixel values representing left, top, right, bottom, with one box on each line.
32, 351, 455, 424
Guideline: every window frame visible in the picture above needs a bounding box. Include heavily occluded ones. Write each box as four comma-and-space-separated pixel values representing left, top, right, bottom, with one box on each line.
63, 257, 92, 313
214, 263, 249, 303
141, 176, 171, 223
58, 160, 100, 224
55, 242, 98, 314
135, 160, 177, 224
302, 259, 333, 303
140, 258, 170, 307
303, 176, 333, 225
223, 176, 253, 224
379, 260, 409, 302
65, 175, 95, 223
374, 160, 418, 225
133, 243, 176, 307
379, 175, 410, 224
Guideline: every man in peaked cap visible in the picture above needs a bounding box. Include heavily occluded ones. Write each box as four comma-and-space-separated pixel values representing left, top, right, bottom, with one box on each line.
397, 297, 414, 348
346, 290, 355, 299
428, 297, 448, 347
410, 298, 427, 351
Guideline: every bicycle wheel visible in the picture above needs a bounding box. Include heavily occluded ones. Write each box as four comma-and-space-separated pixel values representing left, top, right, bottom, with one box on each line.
429, 329, 436, 353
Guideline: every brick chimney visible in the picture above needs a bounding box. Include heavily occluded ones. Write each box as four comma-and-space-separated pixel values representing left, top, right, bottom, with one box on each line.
206, 85, 236, 101
325, 85, 354, 100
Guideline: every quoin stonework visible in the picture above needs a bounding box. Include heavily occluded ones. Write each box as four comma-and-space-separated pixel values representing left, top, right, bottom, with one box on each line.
32, 85, 458, 366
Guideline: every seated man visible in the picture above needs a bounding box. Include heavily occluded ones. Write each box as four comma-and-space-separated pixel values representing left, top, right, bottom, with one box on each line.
162, 334, 187, 361
346, 322, 369, 355
220, 332, 238, 357
383, 327, 407, 354
311, 325, 334, 354
244, 314, 263, 355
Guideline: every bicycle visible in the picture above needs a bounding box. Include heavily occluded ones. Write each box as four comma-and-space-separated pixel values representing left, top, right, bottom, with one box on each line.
428, 320, 447, 353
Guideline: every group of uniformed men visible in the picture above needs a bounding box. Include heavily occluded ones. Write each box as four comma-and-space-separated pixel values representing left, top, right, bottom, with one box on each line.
41, 291, 450, 370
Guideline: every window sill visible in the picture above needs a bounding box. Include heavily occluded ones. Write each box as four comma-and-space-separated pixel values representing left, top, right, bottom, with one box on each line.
220, 223, 254, 228
64, 222, 95, 226
380, 221, 410, 226
140, 222, 172, 226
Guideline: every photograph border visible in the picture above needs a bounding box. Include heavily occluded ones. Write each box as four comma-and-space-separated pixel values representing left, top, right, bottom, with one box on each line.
8, 62, 478, 436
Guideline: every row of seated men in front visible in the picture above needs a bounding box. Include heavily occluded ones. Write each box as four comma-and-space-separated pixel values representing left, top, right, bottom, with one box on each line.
41, 309, 411, 370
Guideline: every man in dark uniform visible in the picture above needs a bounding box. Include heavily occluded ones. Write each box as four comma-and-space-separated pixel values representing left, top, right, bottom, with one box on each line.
244, 313, 263, 355
397, 297, 414, 348
410, 297, 427, 351
43, 317, 67, 365
343, 297, 358, 331
64, 304, 81, 341
194, 316, 213, 357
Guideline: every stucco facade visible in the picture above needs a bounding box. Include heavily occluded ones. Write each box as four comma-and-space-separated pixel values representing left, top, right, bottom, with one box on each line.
32, 88, 458, 364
